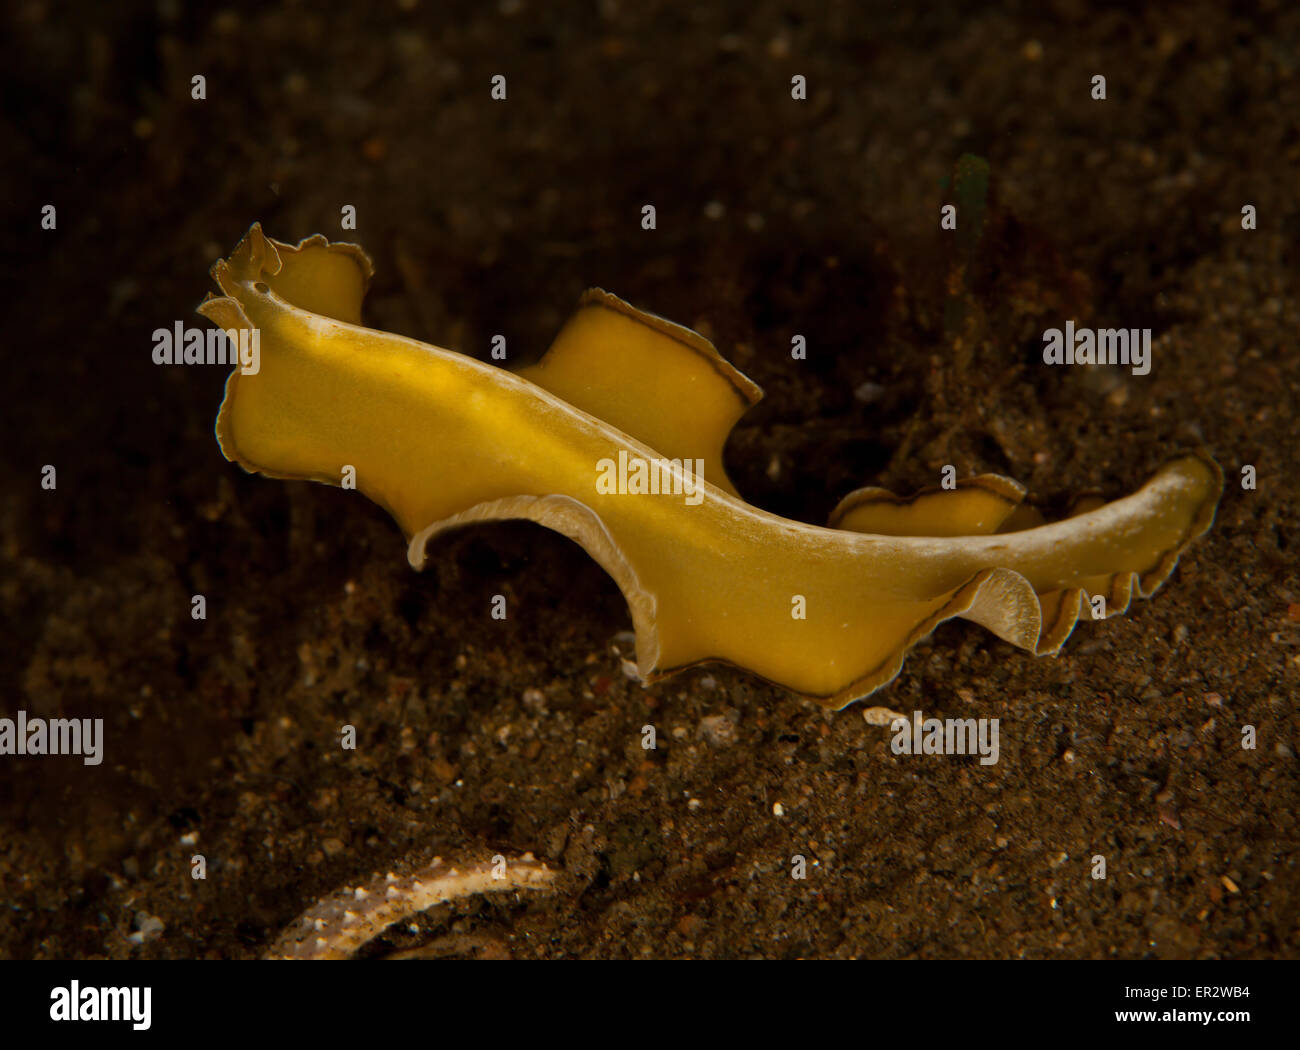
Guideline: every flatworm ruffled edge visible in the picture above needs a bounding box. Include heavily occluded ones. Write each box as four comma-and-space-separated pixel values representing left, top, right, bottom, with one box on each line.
404, 450, 1222, 711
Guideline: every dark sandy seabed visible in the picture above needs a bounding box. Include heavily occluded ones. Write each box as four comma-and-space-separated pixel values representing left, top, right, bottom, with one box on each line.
0, 0, 1296, 960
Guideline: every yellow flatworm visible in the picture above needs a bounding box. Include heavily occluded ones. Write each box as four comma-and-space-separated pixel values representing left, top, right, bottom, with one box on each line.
201, 225, 1222, 710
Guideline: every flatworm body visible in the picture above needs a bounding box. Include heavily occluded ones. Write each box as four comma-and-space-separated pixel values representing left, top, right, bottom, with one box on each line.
202, 225, 1222, 709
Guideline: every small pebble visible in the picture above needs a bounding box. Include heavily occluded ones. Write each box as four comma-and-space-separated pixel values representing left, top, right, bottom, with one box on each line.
127, 912, 165, 946
699, 714, 737, 747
